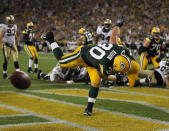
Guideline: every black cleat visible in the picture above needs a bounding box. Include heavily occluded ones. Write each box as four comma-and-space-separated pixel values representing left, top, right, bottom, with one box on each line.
27, 68, 34, 74
37, 70, 42, 79
84, 108, 92, 116
34, 68, 38, 73
3, 74, 8, 79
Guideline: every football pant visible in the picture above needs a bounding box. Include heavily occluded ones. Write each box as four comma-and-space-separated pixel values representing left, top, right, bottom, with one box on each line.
140, 53, 159, 70
127, 60, 140, 87
3, 44, 18, 62
24, 45, 38, 59
59, 45, 101, 85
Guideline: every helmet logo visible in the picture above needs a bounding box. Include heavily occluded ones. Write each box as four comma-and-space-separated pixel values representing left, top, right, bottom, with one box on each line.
120, 62, 125, 69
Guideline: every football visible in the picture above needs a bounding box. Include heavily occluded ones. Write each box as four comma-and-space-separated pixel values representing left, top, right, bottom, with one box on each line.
9, 71, 31, 90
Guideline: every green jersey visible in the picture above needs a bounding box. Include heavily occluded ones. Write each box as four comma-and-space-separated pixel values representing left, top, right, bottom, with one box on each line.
81, 43, 133, 75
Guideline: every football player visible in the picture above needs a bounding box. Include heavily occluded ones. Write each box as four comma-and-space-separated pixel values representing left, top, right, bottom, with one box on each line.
139, 27, 165, 70
78, 28, 93, 45
43, 31, 140, 116
0, 15, 20, 79
38, 63, 73, 83
23, 22, 38, 73
95, 19, 113, 44
137, 59, 169, 87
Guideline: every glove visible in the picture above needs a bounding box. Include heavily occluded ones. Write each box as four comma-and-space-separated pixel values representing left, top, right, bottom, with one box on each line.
43, 31, 55, 44
115, 17, 125, 27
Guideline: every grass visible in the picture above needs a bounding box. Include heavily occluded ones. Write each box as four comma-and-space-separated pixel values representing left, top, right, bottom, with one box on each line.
0, 50, 169, 129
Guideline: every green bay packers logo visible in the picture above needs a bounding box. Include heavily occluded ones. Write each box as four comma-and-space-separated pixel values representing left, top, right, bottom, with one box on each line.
120, 62, 125, 69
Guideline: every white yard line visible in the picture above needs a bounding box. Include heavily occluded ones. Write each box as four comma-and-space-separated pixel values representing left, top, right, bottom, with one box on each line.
0, 114, 31, 118
103, 88, 169, 99
0, 102, 102, 131
28, 90, 169, 114
5, 91, 169, 125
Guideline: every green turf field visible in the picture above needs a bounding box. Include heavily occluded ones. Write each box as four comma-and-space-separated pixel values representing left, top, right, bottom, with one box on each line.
0, 51, 169, 131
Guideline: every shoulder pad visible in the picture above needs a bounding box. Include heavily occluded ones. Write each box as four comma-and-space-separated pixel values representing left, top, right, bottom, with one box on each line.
96, 26, 103, 34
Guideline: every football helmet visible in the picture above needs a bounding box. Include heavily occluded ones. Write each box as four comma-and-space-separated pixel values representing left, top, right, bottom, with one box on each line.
113, 55, 131, 73
78, 28, 85, 34
27, 22, 34, 30
151, 27, 160, 40
6, 15, 15, 26
103, 19, 112, 31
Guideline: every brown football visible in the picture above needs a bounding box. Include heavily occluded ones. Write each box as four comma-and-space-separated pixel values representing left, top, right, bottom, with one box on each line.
9, 71, 31, 89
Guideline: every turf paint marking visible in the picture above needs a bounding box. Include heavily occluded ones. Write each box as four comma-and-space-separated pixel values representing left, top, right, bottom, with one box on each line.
9, 91, 169, 126
31, 89, 169, 115
0, 103, 101, 131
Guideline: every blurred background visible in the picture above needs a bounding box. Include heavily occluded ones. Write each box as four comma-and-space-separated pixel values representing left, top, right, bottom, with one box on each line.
0, 0, 168, 52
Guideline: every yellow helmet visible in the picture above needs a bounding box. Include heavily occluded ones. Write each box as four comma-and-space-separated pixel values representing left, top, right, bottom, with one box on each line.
27, 22, 34, 30
6, 15, 15, 25
113, 55, 131, 73
78, 28, 85, 34
151, 27, 160, 35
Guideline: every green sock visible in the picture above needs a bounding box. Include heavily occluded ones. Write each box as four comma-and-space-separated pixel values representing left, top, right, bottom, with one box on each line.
89, 86, 99, 98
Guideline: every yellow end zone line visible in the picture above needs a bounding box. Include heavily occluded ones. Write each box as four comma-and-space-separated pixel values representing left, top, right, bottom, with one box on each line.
0, 92, 169, 130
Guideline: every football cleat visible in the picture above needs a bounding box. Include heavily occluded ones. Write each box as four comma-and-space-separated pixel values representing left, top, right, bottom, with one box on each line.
84, 108, 92, 116
3, 73, 8, 79
27, 68, 34, 74
34, 68, 38, 73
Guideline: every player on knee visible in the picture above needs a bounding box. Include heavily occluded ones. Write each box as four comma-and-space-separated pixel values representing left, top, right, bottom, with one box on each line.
0, 15, 20, 79
22, 22, 38, 73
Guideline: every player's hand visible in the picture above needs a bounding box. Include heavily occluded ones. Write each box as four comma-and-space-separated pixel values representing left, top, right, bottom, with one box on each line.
42, 31, 55, 44
115, 17, 125, 27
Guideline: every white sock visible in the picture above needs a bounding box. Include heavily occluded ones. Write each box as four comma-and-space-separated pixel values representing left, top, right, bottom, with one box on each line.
29, 59, 33, 68
88, 97, 96, 103
3, 71, 7, 74
16, 69, 20, 71
34, 64, 38, 69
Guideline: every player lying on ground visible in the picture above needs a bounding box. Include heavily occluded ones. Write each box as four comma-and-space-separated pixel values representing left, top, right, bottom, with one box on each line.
43, 30, 140, 116
136, 60, 169, 87
38, 63, 89, 84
